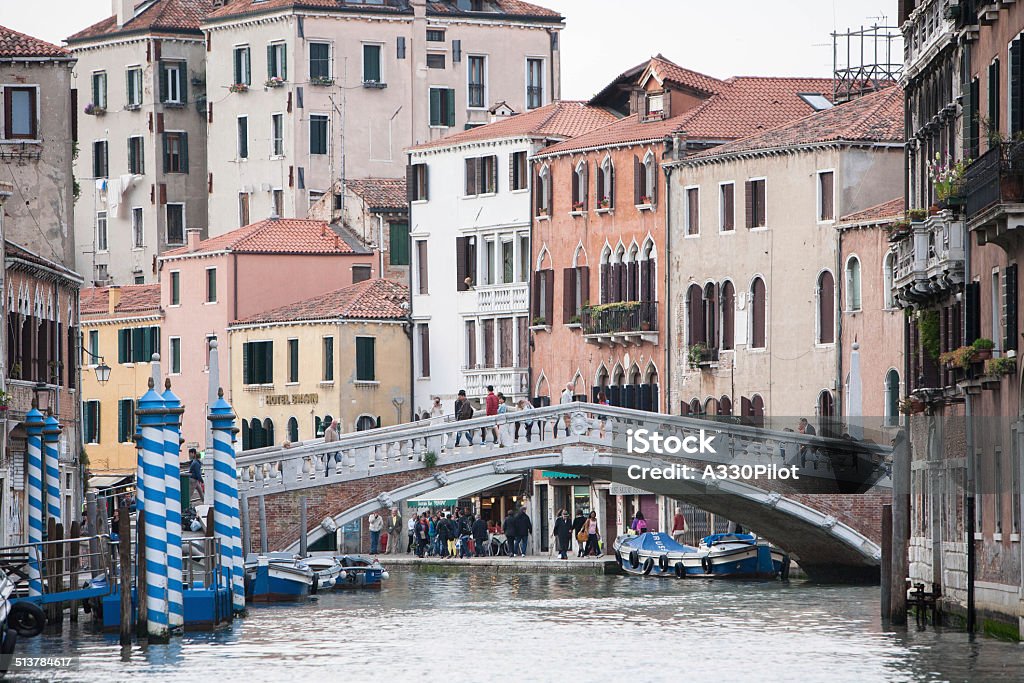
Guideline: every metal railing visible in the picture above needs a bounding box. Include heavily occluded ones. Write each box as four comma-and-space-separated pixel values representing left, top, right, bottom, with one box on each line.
0, 535, 114, 600
182, 536, 225, 590
964, 142, 1024, 218
581, 300, 658, 336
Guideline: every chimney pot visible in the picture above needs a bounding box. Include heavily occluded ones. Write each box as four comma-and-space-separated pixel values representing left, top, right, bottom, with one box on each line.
108, 286, 121, 316
115, 0, 133, 28
186, 228, 202, 250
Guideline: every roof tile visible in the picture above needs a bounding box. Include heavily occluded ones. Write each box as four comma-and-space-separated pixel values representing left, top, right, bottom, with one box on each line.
0, 24, 70, 58
161, 218, 368, 258
839, 197, 905, 225
234, 278, 409, 324
81, 284, 162, 316
346, 178, 407, 211
68, 0, 214, 43
206, 0, 560, 22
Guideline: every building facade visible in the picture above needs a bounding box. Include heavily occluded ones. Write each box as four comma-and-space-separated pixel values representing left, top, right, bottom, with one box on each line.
202, 0, 562, 232
67, 0, 213, 286
406, 101, 615, 414
0, 25, 77, 268
79, 284, 162, 473
228, 278, 410, 446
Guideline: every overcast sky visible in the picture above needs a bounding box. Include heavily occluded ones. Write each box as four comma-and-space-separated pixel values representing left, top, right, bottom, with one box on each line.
9, 0, 900, 99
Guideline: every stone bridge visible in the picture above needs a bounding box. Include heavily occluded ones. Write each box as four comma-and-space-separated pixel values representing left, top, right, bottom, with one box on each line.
231, 405, 893, 582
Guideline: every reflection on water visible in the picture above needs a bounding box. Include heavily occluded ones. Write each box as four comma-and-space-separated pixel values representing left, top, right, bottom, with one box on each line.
10, 572, 1024, 683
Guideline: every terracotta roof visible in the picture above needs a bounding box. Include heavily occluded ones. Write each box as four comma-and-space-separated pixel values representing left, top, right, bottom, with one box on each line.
539, 76, 837, 157
0, 24, 71, 58
645, 54, 724, 96
346, 178, 407, 211
409, 101, 618, 151
67, 0, 214, 43
206, 0, 560, 22
81, 284, 162, 316
161, 218, 369, 258
234, 278, 409, 325
839, 197, 905, 225
4, 241, 81, 280
684, 86, 904, 161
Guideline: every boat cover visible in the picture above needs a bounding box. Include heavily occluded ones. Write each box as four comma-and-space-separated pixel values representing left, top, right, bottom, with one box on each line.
618, 532, 697, 554
701, 533, 756, 546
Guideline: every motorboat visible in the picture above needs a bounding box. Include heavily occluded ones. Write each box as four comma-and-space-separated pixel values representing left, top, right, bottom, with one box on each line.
303, 556, 344, 590
612, 532, 700, 577
244, 553, 314, 602
333, 555, 388, 589
696, 533, 789, 579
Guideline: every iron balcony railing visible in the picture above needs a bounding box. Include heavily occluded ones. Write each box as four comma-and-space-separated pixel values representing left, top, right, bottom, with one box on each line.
964, 142, 1024, 219
581, 300, 658, 336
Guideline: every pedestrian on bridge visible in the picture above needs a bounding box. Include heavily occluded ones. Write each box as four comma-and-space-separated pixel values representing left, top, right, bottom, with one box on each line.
514, 398, 535, 443
553, 509, 572, 560
555, 383, 574, 438
496, 393, 511, 447
484, 386, 500, 445
368, 512, 385, 554
454, 390, 475, 447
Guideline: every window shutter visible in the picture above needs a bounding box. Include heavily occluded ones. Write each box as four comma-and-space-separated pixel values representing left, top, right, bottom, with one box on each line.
242, 342, 251, 384
161, 133, 169, 173
544, 269, 554, 324
287, 91, 292, 113
627, 261, 638, 301
421, 326, 430, 377
265, 342, 274, 383
688, 285, 705, 345
132, 328, 145, 362
267, 44, 274, 78
158, 61, 168, 102
531, 271, 541, 319
571, 167, 579, 205
1012, 39, 1023, 135
744, 181, 754, 229
965, 281, 981, 344
465, 158, 477, 195
181, 132, 189, 173
633, 154, 641, 205
296, 86, 303, 109
596, 166, 604, 203
423, 163, 429, 199
456, 236, 469, 291
397, 36, 406, 59
118, 329, 127, 363
578, 265, 590, 308
582, 162, 588, 207
452, 39, 462, 63
407, 164, 416, 202
1006, 264, 1018, 351
650, 163, 658, 205
180, 67, 187, 104
609, 164, 615, 208
446, 89, 456, 127
125, 69, 131, 103
298, 167, 305, 189
159, 183, 167, 205
430, 88, 440, 126
757, 181, 766, 227
562, 268, 576, 323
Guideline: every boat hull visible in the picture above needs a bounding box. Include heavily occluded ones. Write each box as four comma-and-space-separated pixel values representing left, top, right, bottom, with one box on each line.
245, 560, 313, 603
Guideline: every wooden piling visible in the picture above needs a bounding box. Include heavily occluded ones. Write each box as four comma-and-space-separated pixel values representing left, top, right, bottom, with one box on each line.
258, 496, 268, 555
890, 432, 910, 624
69, 521, 80, 623
118, 505, 132, 646
299, 497, 308, 558
239, 492, 251, 556
880, 504, 892, 620
136, 511, 147, 636
85, 493, 100, 575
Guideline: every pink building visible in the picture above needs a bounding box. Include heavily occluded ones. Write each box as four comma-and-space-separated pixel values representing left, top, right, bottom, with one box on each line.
158, 218, 376, 448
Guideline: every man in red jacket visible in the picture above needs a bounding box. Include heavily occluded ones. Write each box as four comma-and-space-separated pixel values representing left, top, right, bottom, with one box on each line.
484, 385, 499, 445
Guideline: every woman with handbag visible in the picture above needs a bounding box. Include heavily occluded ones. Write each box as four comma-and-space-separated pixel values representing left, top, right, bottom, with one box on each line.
583, 511, 601, 557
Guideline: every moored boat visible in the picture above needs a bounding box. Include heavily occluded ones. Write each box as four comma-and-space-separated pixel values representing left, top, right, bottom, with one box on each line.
244, 553, 314, 602
612, 532, 700, 577
333, 555, 388, 589
696, 533, 789, 580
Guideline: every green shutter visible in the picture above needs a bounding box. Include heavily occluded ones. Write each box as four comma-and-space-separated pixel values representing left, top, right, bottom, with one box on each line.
267, 44, 274, 78
126, 69, 132, 104
446, 89, 456, 127
118, 400, 127, 443
429, 88, 440, 126
159, 61, 168, 102
181, 132, 189, 173
389, 222, 409, 265
357, 337, 375, 381
242, 342, 251, 384
364, 45, 379, 82
289, 340, 298, 382
118, 329, 128, 364
281, 47, 287, 81
162, 133, 169, 173
264, 342, 274, 384
179, 65, 187, 103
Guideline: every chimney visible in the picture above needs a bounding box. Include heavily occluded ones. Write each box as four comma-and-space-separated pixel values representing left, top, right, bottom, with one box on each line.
108, 286, 121, 316
114, 0, 134, 28
186, 228, 202, 251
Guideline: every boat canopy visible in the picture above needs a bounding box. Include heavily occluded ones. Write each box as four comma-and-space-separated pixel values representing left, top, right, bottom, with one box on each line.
618, 531, 697, 554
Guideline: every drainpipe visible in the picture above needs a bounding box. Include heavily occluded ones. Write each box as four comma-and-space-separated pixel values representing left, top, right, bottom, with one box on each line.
964, 208, 976, 634
836, 227, 844, 421
377, 214, 385, 277
663, 163, 673, 413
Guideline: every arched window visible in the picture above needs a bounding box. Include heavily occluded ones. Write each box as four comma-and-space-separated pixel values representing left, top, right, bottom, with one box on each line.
884, 368, 900, 427
597, 155, 614, 208
817, 390, 834, 418
750, 394, 765, 427
817, 270, 835, 344
721, 280, 735, 350
600, 245, 613, 303
845, 256, 862, 311
625, 364, 642, 409
687, 283, 705, 346
536, 164, 551, 217
263, 418, 275, 447
641, 363, 659, 412
704, 397, 719, 416
241, 418, 250, 451
356, 415, 377, 431
287, 417, 299, 443
883, 251, 896, 309
614, 244, 627, 303
719, 395, 732, 416
248, 418, 264, 449
640, 238, 656, 303
703, 283, 718, 350
626, 242, 640, 301
689, 398, 703, 415
750, 276, 766, 349
572, 159, 588, 211
594, 365, 609, 402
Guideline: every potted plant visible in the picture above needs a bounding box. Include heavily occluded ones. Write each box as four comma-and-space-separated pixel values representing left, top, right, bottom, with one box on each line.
531, 316, 547, 327
908, 208, 928, 222
0, 390, 9, 412
229, 83, 249, 93
688, 343, 707, 369
984, 356, 1016, 376
899, 396, 925, 415
639, 195, 652, 205
971, 338, 995, 361
927, 152, 970, 208
10, 363, 21, 380
939, 345, 976, 370
599, 198, 611, 209
310, 76, 335, 86
572, 201, 585, 212
264, 76, 285, 88
423, 450, 438, 468
83, 103, 105, 116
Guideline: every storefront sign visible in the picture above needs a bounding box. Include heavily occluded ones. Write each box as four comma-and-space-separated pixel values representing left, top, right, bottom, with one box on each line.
609, 483, 651, 496
265, 393, 319, 406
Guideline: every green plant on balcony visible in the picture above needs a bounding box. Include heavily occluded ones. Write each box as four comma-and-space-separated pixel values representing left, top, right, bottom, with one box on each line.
310, 76, 335, 86
899, 396, 925, 415
907, 208, 928, 222
531, 316, 547, 327
918, 310, 940, 361
568, 315, 581, 325
939, 345, 976, 370
229, 83, 249, 93
0, 389, 9, 411
971, 338, 995, 361
688, 343, 707, 369
927, 152, 970, 202
984, 356, 1016, 376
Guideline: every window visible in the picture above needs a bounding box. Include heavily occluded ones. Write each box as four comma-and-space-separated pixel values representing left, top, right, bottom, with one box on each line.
884, 369, 900, 427
721, 280, 735, 350
237, 116, 248, 159
429, 87, 456, 127
352, 264, 372, 283
310, 114, 328, 154
511, 151, 528, 191
562, 266, 588, 322
502, 240, 514, 284
389, 221, 409, 265
127, 136, 145, 174
169, 337, 181, 374
87, 329, 100, 363
273, 189, 284, 217
126, 67, 143, 107
287, 339, 299, 383
597, 156, 614, 208
206, 267, 217, 303
117, 399, 135, 443
238, 192, 250, 227
817, 270, 835, 344
131, 207, 144, 248
242, 341, 274, 385
536, 165, 551, 216
162, 131, 189, 173
845, 256, 861, 311
271, 113, 284, 156
93, 140, 109, 178
267, 42, 287, 80
818, 171, 834, 221
3, 87, 38, 139
117, 326, 160, 364
571, 160, 588, 211
750, 276, 766, 348
719, 183, 735, 232
356, 337, 376, 382
91, 71, 107, 109
646, 93, 664, 119
159, 60, 186, 104
426, 28, 445, 42
883, 251, 896, 309
418, 324, 431, 378
456, 235, 477, 291
518, 235, 529, 283
989, 58, 1001, 137
526, 58, 544, 109
135, 274, 145, 285
483, 238, 496, 285
83, 401, 101, 445
745, 178, 766, 228
468, 55, 486, 107
166, 203, 185, 245
170, 271, 180, 305
992, 269, 1002, 350
96, 211, 108, 252
233, 45, 251, 85
416, 240, 429, 294
427, 53, 446, 69
410, 163, 429, 201
322, 337, 334, 381
634, 152, 657, 206
685, 187, 699, 236
362, 44, 382, 83
309, 42, 331, 80
465, 155, 497, 195
532, 268, 553, 325
466, 321, 477, 368
287, 417, 299, 443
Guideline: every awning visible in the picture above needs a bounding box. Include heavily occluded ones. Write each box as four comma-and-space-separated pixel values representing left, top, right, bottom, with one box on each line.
406, 474, 521, 507
88, 474, 134, 490
542, 471, 579, 479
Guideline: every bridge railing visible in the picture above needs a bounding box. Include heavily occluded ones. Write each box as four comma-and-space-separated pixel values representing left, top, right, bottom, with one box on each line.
234, 404, 893, 496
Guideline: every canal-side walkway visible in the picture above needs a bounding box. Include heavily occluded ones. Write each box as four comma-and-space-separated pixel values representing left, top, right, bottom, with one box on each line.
319, 553, 621, 574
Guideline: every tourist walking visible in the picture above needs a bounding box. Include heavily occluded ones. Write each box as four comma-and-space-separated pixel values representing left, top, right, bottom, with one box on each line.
514, 398, 535, 443
553, 509, 572, 560
458, 513, 473, 558
583, 511, 601, 556
407, 514, 417, 553
416, 514, 429, 557
513, 506, 533, 557
630, 511, 648, 535
555, 382, 574, 437
368, 512, 385, 554
188, 448, 204, 507
324, 418, 340, 442
572, 510, 587, 557
671, 507, 688, 545
504, 509, 517, 557
496, 393, 510, 447
472, 514, 489, 556
596, 390, 610, 439
484, 385, 500, 444
454, 390, 475, 447
388, 507, 403, 554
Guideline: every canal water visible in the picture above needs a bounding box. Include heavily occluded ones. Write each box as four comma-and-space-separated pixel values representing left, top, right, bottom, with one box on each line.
10, 571, 1023, 682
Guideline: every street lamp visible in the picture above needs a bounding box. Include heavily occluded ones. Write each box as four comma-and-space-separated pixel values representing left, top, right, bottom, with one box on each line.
32, 382, 51, 413
81, 345, 111, 385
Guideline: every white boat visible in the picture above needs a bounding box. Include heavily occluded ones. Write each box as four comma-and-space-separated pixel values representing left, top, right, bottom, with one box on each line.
303, 556, 344, 590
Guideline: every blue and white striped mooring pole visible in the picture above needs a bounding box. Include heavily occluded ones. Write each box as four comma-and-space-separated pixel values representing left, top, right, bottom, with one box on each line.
42, 414, 62, 527
209, 386, 245, 613
162, 379, 185, 630
25, 407, 45, 598
138, 377, 169, 641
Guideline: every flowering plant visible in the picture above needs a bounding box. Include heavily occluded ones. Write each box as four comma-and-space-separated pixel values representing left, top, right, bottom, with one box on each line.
264, 76, 285, 88
229, 83, 249, 93
572, 201, 585, 211
84, 103, 105, 115
639, 195, 652, 205
599, 197, 611, 208
927, 152, 970, 200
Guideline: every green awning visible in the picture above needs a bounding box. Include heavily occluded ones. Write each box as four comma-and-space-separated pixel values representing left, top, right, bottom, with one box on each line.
542, 471, 579, 479
406, 474, 521, 507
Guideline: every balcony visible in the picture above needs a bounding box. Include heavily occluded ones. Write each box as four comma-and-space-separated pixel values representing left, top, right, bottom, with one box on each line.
687, 343, 720, 370
903, 0, 956, 77
457, 282, 529, 316
965, 142, 1024, 249
463, 366, 529, 399
581, 300, 658, 346
891, 211, 965, 307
